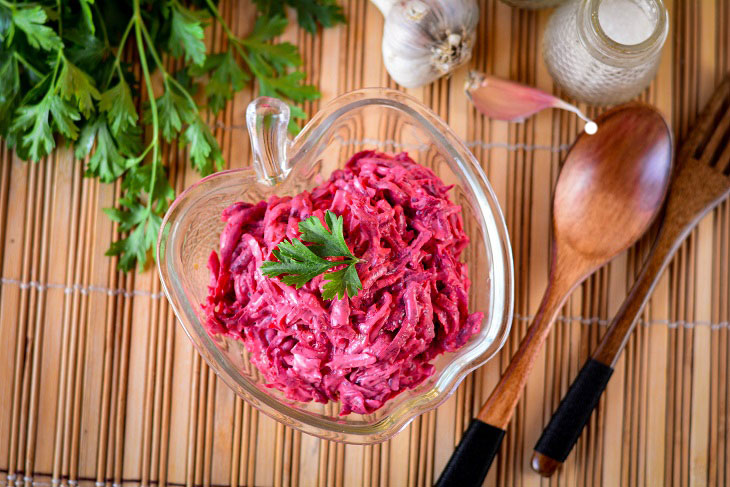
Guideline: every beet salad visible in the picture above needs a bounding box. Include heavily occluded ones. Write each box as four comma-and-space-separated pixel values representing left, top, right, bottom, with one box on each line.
203, 150, 483, 415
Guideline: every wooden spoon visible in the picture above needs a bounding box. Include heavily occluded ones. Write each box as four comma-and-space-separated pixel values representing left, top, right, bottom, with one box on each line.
435, 104, 673, 487
532, 76, 730, 478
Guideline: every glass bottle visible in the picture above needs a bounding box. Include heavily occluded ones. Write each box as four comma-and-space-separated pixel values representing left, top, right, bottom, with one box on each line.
542, 0, 668, 105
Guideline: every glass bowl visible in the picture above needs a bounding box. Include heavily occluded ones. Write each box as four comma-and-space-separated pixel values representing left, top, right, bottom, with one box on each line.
157, 88, 514, 444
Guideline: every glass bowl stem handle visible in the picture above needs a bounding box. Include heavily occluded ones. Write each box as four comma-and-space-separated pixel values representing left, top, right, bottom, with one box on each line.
246, 97, 291, 185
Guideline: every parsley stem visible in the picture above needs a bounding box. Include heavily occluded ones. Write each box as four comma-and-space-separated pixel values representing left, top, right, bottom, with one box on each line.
138, 20, 173, 94
94, 2, 109, 47
137, 19, 200, 123
203, 0, 237, 41
13, 51, 43, 78
56, 0, 61, 37
130, 140, 155, 164
102, 17, 135, 90
49, 50, 62, 89
167, 75, 200, 113
133, 0, 158, 216
138, 21, 166, 78
137, 15, 205, 128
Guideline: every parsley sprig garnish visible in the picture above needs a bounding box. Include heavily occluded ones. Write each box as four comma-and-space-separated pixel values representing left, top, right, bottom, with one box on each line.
0, 0, 344, 271
261, 210, 363, 300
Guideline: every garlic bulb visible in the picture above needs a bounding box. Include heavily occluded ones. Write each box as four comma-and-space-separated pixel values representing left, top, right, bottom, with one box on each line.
372, 0, 479, 88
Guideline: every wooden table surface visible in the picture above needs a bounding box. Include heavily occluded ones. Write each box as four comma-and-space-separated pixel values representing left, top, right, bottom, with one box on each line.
1, 1, 729, 486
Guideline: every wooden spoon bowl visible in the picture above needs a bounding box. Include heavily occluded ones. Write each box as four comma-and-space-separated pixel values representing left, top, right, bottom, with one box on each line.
555, 106, 673, 259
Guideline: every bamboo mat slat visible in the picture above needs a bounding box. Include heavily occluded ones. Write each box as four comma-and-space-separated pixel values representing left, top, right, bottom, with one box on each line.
1, 0, 729, 486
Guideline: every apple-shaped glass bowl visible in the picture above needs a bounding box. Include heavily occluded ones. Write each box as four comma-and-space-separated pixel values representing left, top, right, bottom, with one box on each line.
157, 88, 514, 444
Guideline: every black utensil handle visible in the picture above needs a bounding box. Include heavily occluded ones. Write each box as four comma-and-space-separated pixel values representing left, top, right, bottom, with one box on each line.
435, 418, 505, 487
534, 358, 614, 463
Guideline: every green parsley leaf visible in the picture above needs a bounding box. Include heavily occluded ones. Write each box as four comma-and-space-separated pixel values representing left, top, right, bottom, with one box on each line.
146, 83, 195, 141
99, 79, 137, 135
105, 161, 174, 272
183, 118, 223, 176
322, 265, 361, 301
11, 94, 80, 161
0, 5, 13, 42
262, 239, 338, 288
122, 162, 175, 215
76, 116, 128, 183
298, 210, 355, 258
244, 16, 302, 70
58, 58, 101, 117
253, 0, 346, 34
253, 41, 301, 73
168, 2, 206, 66
104, 195, 150, 233
190, 49, 249, 113
63, 27, 113, 86
11, 6, 63, 52
261, 211, 362, 299
173, 66, 198, 94
106, 218, 147, 271
113, 122, 144, 157
11, 98, 54, 161
0, 49, 20, 134
48, 94, 81, 140
105, 210, 162, 272
248, 14, 288, 42
259, 70, 319, 102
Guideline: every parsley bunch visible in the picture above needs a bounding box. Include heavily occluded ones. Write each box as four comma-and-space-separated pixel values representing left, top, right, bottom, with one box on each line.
261, 211, 363, 300
0, 0, 344, 271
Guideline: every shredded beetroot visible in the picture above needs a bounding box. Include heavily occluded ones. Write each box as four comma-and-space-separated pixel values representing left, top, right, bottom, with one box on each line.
203, 151, 483, 415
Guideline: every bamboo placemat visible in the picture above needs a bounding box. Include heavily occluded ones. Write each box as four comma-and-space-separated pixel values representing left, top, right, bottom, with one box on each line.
1, 1, 729, 485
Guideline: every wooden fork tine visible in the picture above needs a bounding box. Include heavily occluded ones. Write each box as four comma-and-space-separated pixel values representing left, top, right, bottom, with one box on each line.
679, 77, 730, 162
718, 141, 730, 175
699, 108, 730, 167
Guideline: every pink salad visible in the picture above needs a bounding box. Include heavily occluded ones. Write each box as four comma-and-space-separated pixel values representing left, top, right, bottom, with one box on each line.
203, 151, 483, 415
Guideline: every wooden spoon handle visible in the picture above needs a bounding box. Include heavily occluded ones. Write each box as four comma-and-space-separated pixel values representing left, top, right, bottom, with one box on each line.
531, 219, 688, 477
436, 265, 580, 487
477, 274, 575, 428
436, 279, 573, 487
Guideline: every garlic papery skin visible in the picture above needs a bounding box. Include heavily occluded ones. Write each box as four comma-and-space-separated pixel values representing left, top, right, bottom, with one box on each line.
373, 0, 479, 89
371, 0, 397, 16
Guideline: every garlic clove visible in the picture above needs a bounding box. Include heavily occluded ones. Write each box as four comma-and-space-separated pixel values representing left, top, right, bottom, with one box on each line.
466, 71, 597, 134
